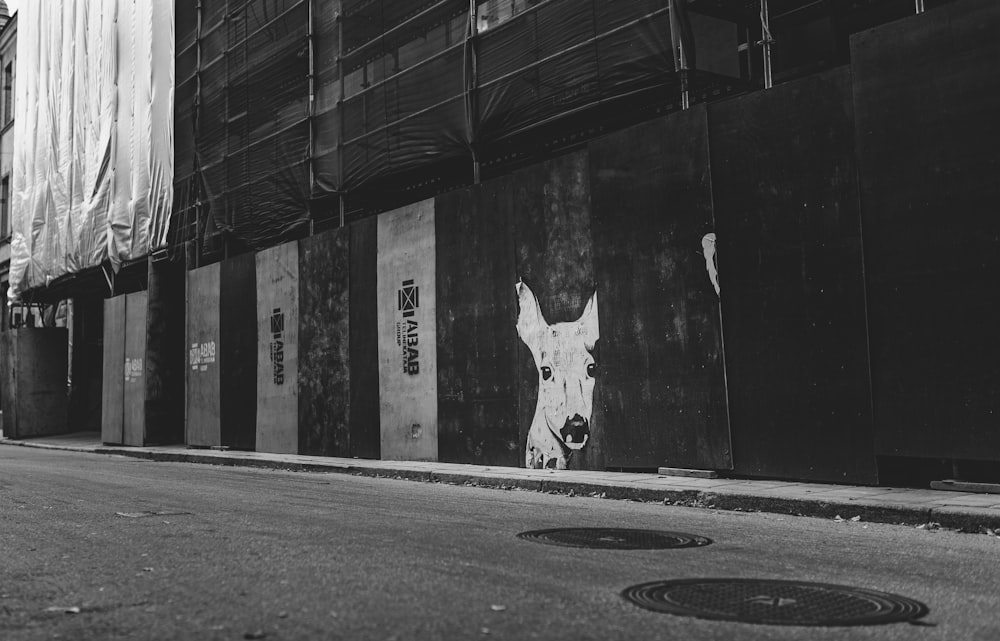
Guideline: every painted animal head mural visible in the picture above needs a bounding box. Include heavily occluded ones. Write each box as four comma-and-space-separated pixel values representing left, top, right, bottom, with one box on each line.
515, 281, 599, 470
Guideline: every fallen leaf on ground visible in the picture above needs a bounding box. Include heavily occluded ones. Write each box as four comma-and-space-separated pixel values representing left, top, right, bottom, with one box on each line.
850, 516, 862, 522
44, 606, 80, 614
833, 515, 845, 522
490, 605, 507, 612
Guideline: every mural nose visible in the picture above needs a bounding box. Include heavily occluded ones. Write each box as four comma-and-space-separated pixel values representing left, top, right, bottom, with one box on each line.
561, 415, 590, 450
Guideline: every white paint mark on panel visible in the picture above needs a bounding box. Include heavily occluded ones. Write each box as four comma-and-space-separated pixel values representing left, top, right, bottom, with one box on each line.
702, 233, 720, 295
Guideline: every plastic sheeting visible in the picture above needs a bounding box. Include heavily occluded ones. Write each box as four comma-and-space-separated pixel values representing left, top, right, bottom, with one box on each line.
8, 0, 174, 303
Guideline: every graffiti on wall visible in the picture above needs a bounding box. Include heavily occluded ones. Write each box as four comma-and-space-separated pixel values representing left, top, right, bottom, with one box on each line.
702, 233, 720, 295
515, 281, 600, 469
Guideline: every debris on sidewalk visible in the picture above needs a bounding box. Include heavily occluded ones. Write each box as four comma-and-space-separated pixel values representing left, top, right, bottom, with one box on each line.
43, 606, 80, 614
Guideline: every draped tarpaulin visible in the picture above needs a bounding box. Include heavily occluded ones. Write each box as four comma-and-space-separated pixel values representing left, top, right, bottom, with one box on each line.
8, 0, 175, 303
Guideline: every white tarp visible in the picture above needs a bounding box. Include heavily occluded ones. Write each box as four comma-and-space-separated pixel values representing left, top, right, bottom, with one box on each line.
8, 0, 174, 302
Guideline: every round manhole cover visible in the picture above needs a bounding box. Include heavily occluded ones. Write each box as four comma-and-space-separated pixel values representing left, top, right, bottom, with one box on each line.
517, 528, 711, 550
622, 579, 928, 626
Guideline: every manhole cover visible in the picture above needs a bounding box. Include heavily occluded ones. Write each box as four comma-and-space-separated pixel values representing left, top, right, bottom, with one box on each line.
517, 528, 711, 549
622, 579, 928, 626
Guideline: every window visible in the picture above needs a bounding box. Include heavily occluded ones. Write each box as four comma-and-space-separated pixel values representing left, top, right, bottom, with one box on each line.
3, 61, 12, 126
477, 0, 533, 33
1, 174, 9, 238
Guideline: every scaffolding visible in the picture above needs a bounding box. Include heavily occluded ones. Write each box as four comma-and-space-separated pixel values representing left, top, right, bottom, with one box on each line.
170, 0, 945, 263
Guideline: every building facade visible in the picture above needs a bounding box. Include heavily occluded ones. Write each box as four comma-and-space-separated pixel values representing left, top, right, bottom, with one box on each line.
5, 0, 1000, 488
0, 3, 15, 313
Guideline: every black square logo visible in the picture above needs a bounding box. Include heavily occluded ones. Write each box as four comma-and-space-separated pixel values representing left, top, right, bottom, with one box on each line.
398, 279, 418, 313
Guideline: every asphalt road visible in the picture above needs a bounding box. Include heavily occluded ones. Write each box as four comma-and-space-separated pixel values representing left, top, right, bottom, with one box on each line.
1, 447, 998, 641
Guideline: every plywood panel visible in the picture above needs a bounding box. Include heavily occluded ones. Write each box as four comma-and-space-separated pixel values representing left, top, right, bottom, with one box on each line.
590, 105, 732, 471
299, 228, 351, 457
123, 291, 149, 446
186, 263, 221, 447
709, 67, 876, 484
377, 199, 438, 461
220, 253, 257, 450
852, 0, 1000, 461
0, 331, 12, 435
256, 242, 300, 454
101, 295, 126, 445
511, 151, 601, 470
145, 260, 185, 445
435, 182, 519, 466
70, 297, 106, 434
349, 217, 380, 459
11, 330, 69, 438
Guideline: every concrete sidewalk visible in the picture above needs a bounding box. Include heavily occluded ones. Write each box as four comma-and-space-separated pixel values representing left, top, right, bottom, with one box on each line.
4, 432, 1000, 533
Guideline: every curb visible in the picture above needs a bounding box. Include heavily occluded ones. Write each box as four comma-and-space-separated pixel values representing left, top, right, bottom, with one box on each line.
5, 439, 1000, 533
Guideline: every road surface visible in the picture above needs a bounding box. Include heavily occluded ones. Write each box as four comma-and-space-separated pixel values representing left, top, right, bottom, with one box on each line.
1, 446, 998, 640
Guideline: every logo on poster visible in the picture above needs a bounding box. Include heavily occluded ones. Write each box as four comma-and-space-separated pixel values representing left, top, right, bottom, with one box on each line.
396, 279, 420, 375
270, 308, 285, 385
189, 341, 216, 371
124, 357, 144, 383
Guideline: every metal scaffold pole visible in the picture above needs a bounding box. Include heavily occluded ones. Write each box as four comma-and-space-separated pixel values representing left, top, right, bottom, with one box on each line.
307, 0, 316, 235
467, 0, 481, 184
760, 0, 773, 89
337, 5, 345, 228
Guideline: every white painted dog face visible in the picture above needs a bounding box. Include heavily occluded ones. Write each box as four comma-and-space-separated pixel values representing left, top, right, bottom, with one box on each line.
516, 281, 599, 469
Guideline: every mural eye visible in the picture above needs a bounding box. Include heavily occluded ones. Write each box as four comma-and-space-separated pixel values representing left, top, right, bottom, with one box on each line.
541, 366, 553, 381
586, 363, 597, 378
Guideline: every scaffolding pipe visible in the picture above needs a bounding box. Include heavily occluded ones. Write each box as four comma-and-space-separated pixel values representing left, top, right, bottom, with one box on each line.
195, 0, 204, 267
760, 0, 773, 89
337, 6, 345, 228
307, 0, 316, 234
466, 0, 480, 183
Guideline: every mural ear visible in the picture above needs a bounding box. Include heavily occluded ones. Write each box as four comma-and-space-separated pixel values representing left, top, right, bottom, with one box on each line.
515, 280, 547, 354
578, 290, 599, 350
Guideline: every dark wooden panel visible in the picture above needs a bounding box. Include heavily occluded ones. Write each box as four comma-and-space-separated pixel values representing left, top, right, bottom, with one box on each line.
349, 216, 380, 459
852, 0, 1000, 461
220, 253, 258, 450
145, 260, 185, 445
123, 291, 148, 446
298, 228, 351, 457
709, 66, 877, 484
435, 181, 519, 466
101, 295, 126, 444
70, 297, 106, 434
511, 151, 602, 470
11, 330, 69, 438
589, 105, 732, 471
186, 263, 221, 447
0, 331, 14, 436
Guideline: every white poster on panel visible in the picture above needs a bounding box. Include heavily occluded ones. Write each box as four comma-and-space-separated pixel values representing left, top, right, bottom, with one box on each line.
376, 199, 438, 461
